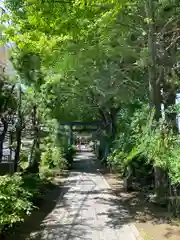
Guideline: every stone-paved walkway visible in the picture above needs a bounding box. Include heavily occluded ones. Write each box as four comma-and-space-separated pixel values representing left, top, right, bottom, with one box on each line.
11, 152, 142, 240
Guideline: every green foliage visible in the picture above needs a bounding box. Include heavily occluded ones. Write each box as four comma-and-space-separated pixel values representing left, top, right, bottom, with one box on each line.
166, 145, 180, 184
108, 102, 180, 187
4, 0, 147, 126
107, 149, 126, 174
19, 151, 28, 169
3, 0, 180, 217
131, 124, 180, 185
107, 104, 154, 177
22, 174, 44, 200
64, 145, 77, 168
0, 172, 53, 233
0, 174, 33, 232
40, 127, 68, 170
20, 151, 28, 163
41, 146, 67, 170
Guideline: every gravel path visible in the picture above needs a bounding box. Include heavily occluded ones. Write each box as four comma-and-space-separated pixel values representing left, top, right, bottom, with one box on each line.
8, 152, 142, 240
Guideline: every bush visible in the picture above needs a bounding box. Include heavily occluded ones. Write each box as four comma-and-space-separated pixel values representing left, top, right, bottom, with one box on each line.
0, 174, 33, 232
64, 145, 77, 168
107, 104, 155, 185
107, 150, 126, 175
19, 151, 29, 170
41, 146, 67, 170
109, 104, 180, 189
22, 174, 44, 200
0, 173, 52, 234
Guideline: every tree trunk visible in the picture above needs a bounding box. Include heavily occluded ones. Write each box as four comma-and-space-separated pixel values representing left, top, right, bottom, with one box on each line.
26, 106, 40, 173
98, 107, 118, 164
145, 0, 162, 120
98, 108, 109, 160
145, 0, 166, 197
110, 107, 118, 143
30, 131, 40, 173
14, 127, 22, 172
0, 118, 8, 162
14, 84, 22, 172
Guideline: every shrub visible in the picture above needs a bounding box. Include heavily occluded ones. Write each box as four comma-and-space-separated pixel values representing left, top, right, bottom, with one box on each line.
52, 147, 67, 169
0, 172, 53, 234
64, 145, 77, 168
41, 148, 53, 168
0, 174, 33, 232
113, 104, 180, 186
22, 174, 44, 200
19, 151, 29, 170
107, 150, 126, 175
41, 146, 67, 170
107, 104, 156, 188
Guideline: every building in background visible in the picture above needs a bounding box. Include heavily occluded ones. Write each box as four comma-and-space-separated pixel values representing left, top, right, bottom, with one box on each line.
0, 6, 7, 72
0, 5, 15, 77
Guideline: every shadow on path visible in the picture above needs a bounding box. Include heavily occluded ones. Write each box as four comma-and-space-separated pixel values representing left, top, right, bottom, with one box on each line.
4, 152, 139, 240
100, 166, 180, 240
4, 184, 70, 240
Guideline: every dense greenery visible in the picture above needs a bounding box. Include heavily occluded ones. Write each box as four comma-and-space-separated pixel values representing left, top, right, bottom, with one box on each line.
0, 0, 180, 229
0, 173, 52, 234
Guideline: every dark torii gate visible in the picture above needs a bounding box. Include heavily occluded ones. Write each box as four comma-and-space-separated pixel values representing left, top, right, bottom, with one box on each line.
59, 121, 101, 145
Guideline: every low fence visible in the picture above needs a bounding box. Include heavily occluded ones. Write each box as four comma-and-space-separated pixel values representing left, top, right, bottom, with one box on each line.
0, 123, 51, 175
0, 125, 33, 174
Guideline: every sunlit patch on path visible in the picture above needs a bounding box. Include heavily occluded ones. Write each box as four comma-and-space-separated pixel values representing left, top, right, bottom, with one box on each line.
8, 152, 142, 240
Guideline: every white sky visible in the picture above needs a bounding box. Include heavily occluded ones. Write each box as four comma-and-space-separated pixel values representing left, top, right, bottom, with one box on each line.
0, 0, 4, 8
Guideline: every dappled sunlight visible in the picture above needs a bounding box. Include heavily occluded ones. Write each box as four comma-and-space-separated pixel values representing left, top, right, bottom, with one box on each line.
2, 0, 180, 239
6, 152, 140, 240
